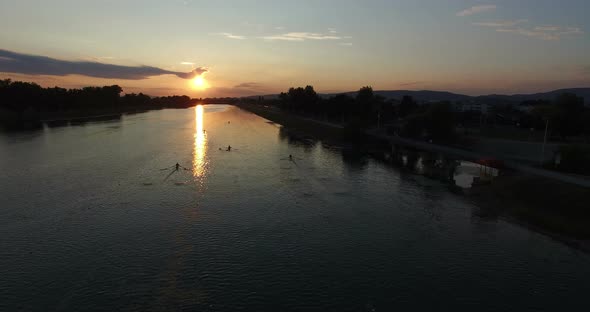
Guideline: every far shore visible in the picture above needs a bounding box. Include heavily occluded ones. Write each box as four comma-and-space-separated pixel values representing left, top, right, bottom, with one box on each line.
2, 101, 247, 129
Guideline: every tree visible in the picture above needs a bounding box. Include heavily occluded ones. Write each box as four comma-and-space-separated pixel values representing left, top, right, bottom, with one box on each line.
583, 110, 590, 142
425, 102, 455, 142
0, 80, 194, 120
400, 101, 456, 142
557, 144, 590, 175
530, 93, 585, 139
554, 93, 584, 138
279, 85, 319, 113
398, 95, 418, 118
356, 86, 374, 103
325, 94, 354, 121
401, 113, 426, 139
0, 79, 11, 88
532, 104, 561, 131
354, 86, 375, 120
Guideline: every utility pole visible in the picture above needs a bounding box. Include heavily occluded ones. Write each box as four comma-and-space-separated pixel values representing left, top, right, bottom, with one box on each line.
479, 110, 483, 135
540, 118, 549, 165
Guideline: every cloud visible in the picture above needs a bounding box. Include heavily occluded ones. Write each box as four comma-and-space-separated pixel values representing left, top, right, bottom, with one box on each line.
554, 26, 584, 35
262, 32, 343, 41
456, 5, 496, 17
496, 26, 583, 40
234, 82, 263, 89
208, 85, 270, 97
0, 49, 206, 80
399, 81, 425, 87
215, 82, 268, 97
534, 26, 559, 31
217, 32, 246, 40
472, 18, 583, 40
328, 28, 338, 34
473, 19, 528, 27
175, 68, 207, 79
339, 42, 353, 46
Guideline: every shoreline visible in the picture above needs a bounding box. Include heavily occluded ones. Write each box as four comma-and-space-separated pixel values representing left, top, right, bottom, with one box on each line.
236, 102, 590, 247
235, 102, 346, 145
1, 103, 200, 130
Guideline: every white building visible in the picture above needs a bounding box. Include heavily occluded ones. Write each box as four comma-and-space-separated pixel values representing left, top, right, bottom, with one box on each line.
453, 102, 488, 114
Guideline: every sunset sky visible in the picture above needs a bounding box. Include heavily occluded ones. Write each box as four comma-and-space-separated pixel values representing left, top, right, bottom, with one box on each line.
1, 0, 589, 97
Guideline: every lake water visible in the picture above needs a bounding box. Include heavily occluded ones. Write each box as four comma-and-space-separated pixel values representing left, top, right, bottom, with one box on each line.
1, 105, 589, 311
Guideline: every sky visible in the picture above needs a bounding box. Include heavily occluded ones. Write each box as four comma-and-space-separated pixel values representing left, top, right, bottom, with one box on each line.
0, 0, 589, 97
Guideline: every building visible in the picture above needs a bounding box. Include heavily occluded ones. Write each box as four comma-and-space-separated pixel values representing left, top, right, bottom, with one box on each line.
453, 101, 489, 114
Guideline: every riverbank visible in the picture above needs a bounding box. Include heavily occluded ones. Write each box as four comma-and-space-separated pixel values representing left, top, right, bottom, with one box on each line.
0, 102, 200, 130
470, 174, 590, 249
235, 102, 345, 144
237, 103, 590, 244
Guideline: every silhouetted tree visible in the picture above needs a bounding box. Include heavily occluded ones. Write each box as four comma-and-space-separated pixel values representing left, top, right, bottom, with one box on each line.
356, 86, 374, 103
325, 94, 354, 121
279, 85, 320, 114
425, 101, 455, 142
0, 79, 11, 88
555, 93, 584, 138
583, 110, 590, 142
530, 93, 585, 139
0, 80, 195, 128
398, 95, 418, 118
400, 101, 455, 142
401, 114, 426, 139
354, 86, 374, 119
557, 145, 590, 175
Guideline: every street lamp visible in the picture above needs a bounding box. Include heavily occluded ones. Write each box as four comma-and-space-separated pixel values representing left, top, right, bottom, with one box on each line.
540, 118, 549, 165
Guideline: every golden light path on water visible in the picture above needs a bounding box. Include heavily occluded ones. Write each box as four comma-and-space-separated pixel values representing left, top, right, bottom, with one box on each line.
193, 105, 207, 178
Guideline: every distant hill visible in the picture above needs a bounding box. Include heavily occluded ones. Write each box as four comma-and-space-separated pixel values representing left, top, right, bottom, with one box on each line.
495, 88, 590, 103
471, 88, 590, 106
253, 88, 590, 105
337, 90, 472, 103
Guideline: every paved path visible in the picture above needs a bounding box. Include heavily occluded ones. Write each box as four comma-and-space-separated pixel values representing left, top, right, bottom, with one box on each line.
368, 130, 590, 188
238, 104, 590, 188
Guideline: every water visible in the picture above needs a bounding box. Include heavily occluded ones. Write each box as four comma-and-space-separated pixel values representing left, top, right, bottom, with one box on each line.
1, 105, 589, 311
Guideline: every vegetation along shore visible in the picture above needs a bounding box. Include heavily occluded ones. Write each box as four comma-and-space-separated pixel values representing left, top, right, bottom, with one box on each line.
237, 86, 590, 246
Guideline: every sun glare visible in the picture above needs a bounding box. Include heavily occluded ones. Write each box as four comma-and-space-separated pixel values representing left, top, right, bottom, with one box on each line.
193, 105, 207, 178
192, 75, 208, 90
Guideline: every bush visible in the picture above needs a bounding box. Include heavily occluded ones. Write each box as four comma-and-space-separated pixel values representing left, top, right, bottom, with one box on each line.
557, 144, 590, 175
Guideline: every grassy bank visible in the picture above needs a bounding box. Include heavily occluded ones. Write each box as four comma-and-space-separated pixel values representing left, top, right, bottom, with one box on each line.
237, 102, 590, 245
236, 103, 345, 144
471, 174, 590, 242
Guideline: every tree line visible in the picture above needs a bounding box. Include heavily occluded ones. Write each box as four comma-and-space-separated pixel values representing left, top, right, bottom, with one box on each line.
527, 93, 590, 139
250, 85, 590, 143
2, 79, 588, 144
253, 85, 590, 175
0, 79, 197, 127
0, 79, 196, 113
250, 85, 457, 142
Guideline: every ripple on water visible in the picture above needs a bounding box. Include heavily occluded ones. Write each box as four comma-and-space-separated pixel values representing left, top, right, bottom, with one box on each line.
1, 105, 590, 311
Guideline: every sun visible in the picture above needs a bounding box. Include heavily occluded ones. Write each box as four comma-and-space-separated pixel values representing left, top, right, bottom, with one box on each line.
192, 75, 208, 90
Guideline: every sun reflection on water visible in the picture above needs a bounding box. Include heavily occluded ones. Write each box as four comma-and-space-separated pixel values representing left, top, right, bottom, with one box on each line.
193, 105, 207, 178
